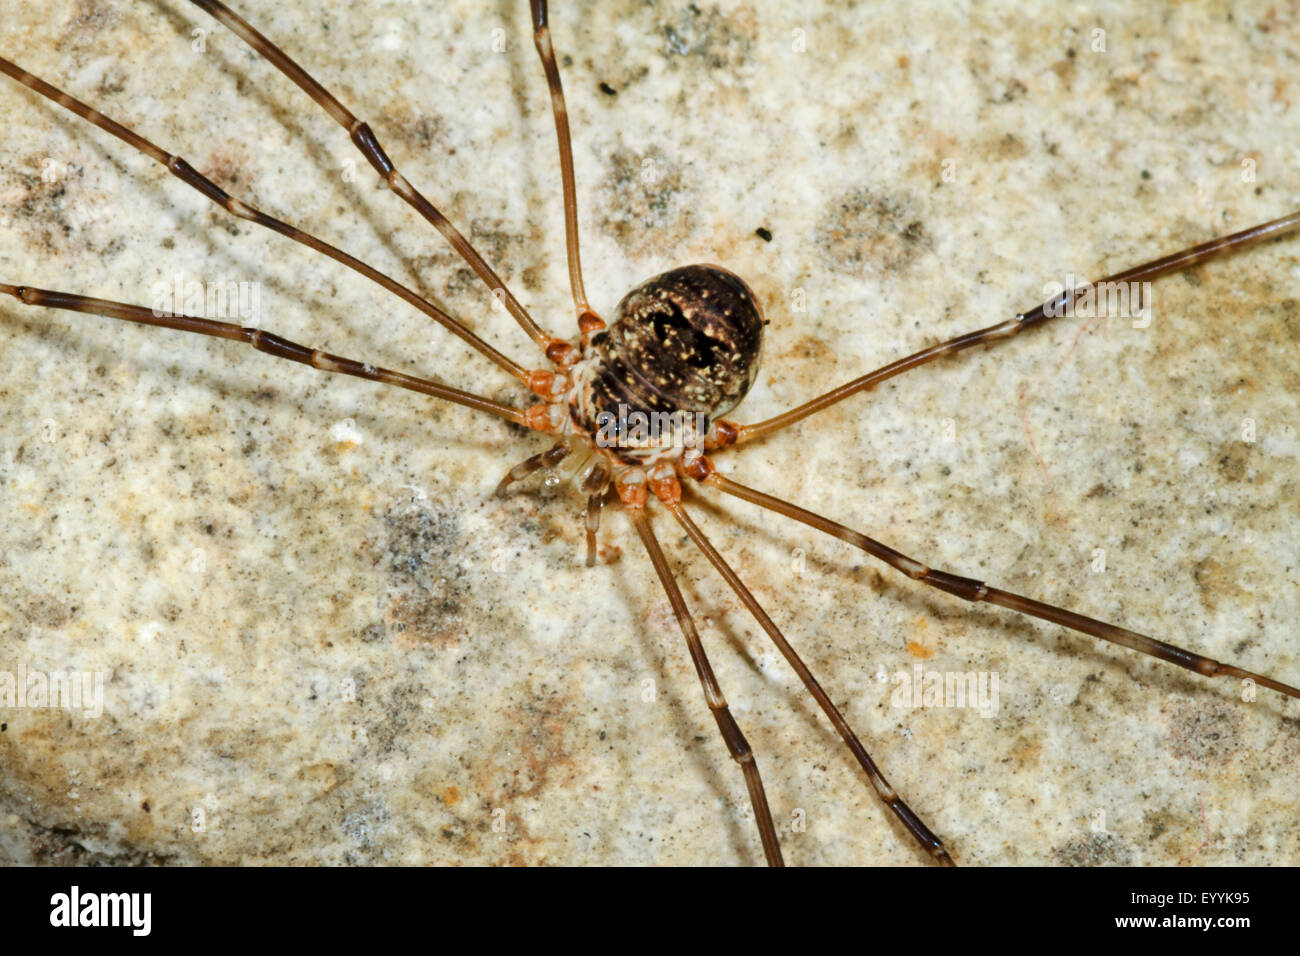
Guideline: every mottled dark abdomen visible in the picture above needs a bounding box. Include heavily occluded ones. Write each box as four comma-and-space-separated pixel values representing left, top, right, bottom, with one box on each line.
573, 264, 764, 456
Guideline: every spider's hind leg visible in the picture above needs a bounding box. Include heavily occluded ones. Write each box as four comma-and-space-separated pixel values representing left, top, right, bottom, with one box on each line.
626, 495, 785, 866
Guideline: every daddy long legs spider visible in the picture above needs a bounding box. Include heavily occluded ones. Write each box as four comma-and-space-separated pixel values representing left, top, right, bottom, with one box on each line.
1, 0, 1298, 865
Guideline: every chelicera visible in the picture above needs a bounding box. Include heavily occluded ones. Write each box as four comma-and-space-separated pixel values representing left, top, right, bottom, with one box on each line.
2, 0, 1298, 866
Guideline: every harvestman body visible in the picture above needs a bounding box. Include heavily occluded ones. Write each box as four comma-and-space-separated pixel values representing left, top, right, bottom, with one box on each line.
3, 1, 1299, 864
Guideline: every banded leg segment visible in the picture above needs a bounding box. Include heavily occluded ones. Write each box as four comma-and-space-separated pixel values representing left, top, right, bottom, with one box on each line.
628, 506, 784, 866
186, 0, 556, 352
731, 211, 1300, 443
702, 469, 1300, 700
667, 500, 954, 865
0, 55, 526, 381
0, 285, 524, 424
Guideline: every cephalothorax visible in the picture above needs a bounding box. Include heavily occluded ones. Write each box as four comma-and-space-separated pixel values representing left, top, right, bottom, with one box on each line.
3, 0, 1299, 866
511, 264, 764, 538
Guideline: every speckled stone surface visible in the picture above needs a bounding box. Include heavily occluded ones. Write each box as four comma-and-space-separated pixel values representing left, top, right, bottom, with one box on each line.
1, 0, 1297, 866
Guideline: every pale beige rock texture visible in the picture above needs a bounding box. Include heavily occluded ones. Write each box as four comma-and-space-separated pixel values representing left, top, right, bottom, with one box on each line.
0, 0, 1297, 865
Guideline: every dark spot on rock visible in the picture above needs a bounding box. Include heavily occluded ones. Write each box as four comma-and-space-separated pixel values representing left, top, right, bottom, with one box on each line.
1053, 832, 1132, 865
755, 226, 772, 242
661, 4, 756, 72
1216, 442, 1249, 482
991, 132, 1027, 159
998, 78, 1028, 103
19, 593, 73, 629
1168, 699, 1242, 762
599, 147, 694, 258
1143, 808, 1172, 840
818, 187, 929, 275
599, 81, 617, 95
409, 115, 445, 151
375, 501, 480, 650
382, 504, 461, 579
362, 680, 432, 758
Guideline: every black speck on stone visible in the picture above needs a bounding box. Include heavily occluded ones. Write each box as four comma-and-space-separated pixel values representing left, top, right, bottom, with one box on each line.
1141, 169, 1151, 180
756, 227, 773, 242
599, 81, 617, 95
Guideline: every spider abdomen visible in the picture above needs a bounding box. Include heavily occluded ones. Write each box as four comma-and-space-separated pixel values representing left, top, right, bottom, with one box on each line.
571, 264, 763, 462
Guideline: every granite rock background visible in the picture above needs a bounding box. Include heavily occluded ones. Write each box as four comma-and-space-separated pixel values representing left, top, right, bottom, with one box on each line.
0, 0, 1297, 865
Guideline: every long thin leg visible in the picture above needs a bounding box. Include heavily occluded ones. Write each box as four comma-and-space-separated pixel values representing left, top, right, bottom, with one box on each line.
729, 211, 1300, 444
0, 285, 524, 425
186, 0, 557, 353
627, 506, 784, 866
667, 498, 954, 865
694, 466, 1300, 700
529, 1, 592, 322
0, 55, 527, 382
